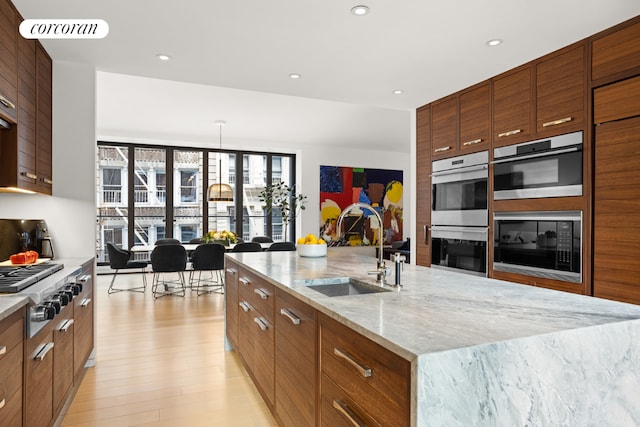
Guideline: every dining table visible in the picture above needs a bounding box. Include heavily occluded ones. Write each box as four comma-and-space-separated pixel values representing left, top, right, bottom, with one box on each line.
129, 242, 272, 256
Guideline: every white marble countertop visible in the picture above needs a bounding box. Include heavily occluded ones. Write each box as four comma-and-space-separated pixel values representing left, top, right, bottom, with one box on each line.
226, 249, 640, 361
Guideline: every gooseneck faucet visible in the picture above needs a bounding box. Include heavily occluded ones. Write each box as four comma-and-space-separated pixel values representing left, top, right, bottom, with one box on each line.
336, 202, 391, 286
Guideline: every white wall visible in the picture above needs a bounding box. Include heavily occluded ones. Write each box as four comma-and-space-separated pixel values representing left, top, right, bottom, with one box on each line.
0, 61, 96, 259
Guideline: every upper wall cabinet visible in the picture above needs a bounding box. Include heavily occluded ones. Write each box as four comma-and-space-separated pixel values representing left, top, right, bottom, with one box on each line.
536, 43, 585, 136
591, 16, 640, 86
430, 81, 491, 159
0, 0, 18, 122
492, 66, 533, 146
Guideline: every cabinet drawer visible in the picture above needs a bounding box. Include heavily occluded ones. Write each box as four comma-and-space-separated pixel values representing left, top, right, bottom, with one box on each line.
320, 373, 383, 427
251, 313, 275, 409
238, 268, 274, 320
53, 317, 74, 413
0, 385, 22, 427
319, 314, 409, 425
0, 343, 22, 406
0, 310, 23, 356
74, 291, 94, 378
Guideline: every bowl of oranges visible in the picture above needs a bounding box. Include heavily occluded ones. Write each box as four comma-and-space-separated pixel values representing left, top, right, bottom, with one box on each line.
296, 234, 327, 257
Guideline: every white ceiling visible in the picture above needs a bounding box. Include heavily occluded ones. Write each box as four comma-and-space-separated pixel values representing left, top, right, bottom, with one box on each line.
12, 0, 640, 151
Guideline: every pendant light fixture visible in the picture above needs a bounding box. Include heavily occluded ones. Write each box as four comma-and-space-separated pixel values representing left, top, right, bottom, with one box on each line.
207, 120, 234, 202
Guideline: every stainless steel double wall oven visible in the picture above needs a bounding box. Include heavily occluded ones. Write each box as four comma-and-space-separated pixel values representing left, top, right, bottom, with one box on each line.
430, 151, 489, 276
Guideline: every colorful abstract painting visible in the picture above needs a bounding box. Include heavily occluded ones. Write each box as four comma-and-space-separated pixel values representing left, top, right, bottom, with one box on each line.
319, 165, 403, 246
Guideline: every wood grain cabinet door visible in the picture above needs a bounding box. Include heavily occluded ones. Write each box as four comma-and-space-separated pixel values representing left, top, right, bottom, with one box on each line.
415, 105, 431, 267
224, 260, 240, 349
430, 95, 457, 158
492, 66, 533, 146
35, 43, 53, 194
591, 17, 640, 84
536, 43, 585, 135
458, 82, 490, 153
274, 289, 317, 427
0, 0, 17, 122
0, 310, 24, 427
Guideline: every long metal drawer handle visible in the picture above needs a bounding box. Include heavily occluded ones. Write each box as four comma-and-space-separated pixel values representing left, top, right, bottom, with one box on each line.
79, 275, 91, 282
279, 308, 301, 325
497, 129, 522, 138
226, 268, 237, 275
41, 177, 53, 185
254, 288, 269, 299
253, 317, 268, 331
59, 318, 74, 332
21, 171, 38, 180
333, 348, 372, 378
462, 138, 482, 146
239, 301, 251, 312
81, 298, 91, 307
423, 225, 429, 245
332, 400, 365, 427
433, 146, 451, 153
35, 342, 54, 361
239, 277, 250, 286
0, 397, 5, 409
0, 95, 16, 110
542, 117, 572, 127
0, 345, 6, 356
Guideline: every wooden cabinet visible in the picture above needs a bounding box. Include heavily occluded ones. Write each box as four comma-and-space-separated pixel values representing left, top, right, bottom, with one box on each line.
492, 65, 533, 146
53, 304, 74, 415
430, 81, 491, 158
274, 289, 317, 427
591, 16, 640, 85
458, 82, 491, 153
318, 313, 410, 427
430, 95, 457, 157
24, 326, 55, 427
0, 0, 17, 123
237, 267, 275, 410
0, 3, 53, 194
0, 308, 24, 427
536, 43, 585, 136
224, 259, 240, 350
73, 261, 95, 380
415, 105, 431, 267
593, 76, 640, 305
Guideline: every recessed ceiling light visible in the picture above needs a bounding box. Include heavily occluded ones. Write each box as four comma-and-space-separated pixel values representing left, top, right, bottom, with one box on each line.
156, 53, 172, 61
351, 5, 369, 16
392, 90, 404, 95
289, 73, 301, 79
485, 39, 503, 47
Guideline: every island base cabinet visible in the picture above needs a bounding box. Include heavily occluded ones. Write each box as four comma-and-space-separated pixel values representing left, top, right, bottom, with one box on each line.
24, 328, 54, 427
274, 289, 317, 427
0, 309, 24, 427
319, 313, 410, 427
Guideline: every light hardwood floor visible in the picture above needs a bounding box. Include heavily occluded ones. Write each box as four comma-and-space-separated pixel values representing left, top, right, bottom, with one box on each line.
61, 271, 277, 427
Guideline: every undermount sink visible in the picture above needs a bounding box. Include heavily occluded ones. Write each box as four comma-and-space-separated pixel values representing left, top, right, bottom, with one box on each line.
298, 277, 391, 297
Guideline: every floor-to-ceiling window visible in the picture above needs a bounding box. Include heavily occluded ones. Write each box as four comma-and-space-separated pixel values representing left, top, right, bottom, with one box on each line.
96, 142, 296, 263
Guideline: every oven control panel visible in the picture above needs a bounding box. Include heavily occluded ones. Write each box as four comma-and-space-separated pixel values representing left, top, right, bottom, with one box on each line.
556, 221, 573, 270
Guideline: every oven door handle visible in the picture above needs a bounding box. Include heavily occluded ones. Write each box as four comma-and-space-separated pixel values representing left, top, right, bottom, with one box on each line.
492, 147, 579, 164
431, 164, 488, 177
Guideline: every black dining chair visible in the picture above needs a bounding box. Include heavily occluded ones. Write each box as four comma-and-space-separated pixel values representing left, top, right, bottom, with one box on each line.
267, 242, 296, 252
106, 243, 148, 294
155, 238, 181, 245
231, 242, 263, 252
150, 244, 187, 298
251, 236, 273, 243
189, 243, 226, 295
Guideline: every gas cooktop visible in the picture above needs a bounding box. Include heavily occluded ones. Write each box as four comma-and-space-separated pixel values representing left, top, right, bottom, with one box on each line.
0, 262, 64, 293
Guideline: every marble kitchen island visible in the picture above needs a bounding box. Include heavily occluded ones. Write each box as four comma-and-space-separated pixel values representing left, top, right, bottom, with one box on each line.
226, 250, 640, 427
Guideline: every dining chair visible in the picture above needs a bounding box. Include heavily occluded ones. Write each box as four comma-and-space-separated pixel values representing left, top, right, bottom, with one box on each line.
267, 242, 296, 251
150, 244, 187, 298
106, 243, 148, 294
231, 242, 263, 252
155, 238, 181, 245
251, 236, 274, 243
189, 243, 226, 295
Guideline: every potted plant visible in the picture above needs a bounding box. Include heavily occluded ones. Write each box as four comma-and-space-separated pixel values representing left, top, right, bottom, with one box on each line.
259, 181, 307, 242
203, 230, 238, 246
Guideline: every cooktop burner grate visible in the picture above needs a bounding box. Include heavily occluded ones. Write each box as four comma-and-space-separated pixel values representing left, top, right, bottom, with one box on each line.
0, 262, 64, 293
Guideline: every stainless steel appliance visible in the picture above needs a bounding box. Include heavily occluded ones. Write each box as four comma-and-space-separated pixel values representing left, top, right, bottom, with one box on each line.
432, 151, 488, 226
493, 211, 582, 283
431, 151, 489, 276
493, 131, 583, 200
431, 226, 487, 276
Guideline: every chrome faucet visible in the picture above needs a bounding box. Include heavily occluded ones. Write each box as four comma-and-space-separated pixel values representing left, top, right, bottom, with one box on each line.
336, 202, 391, 286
